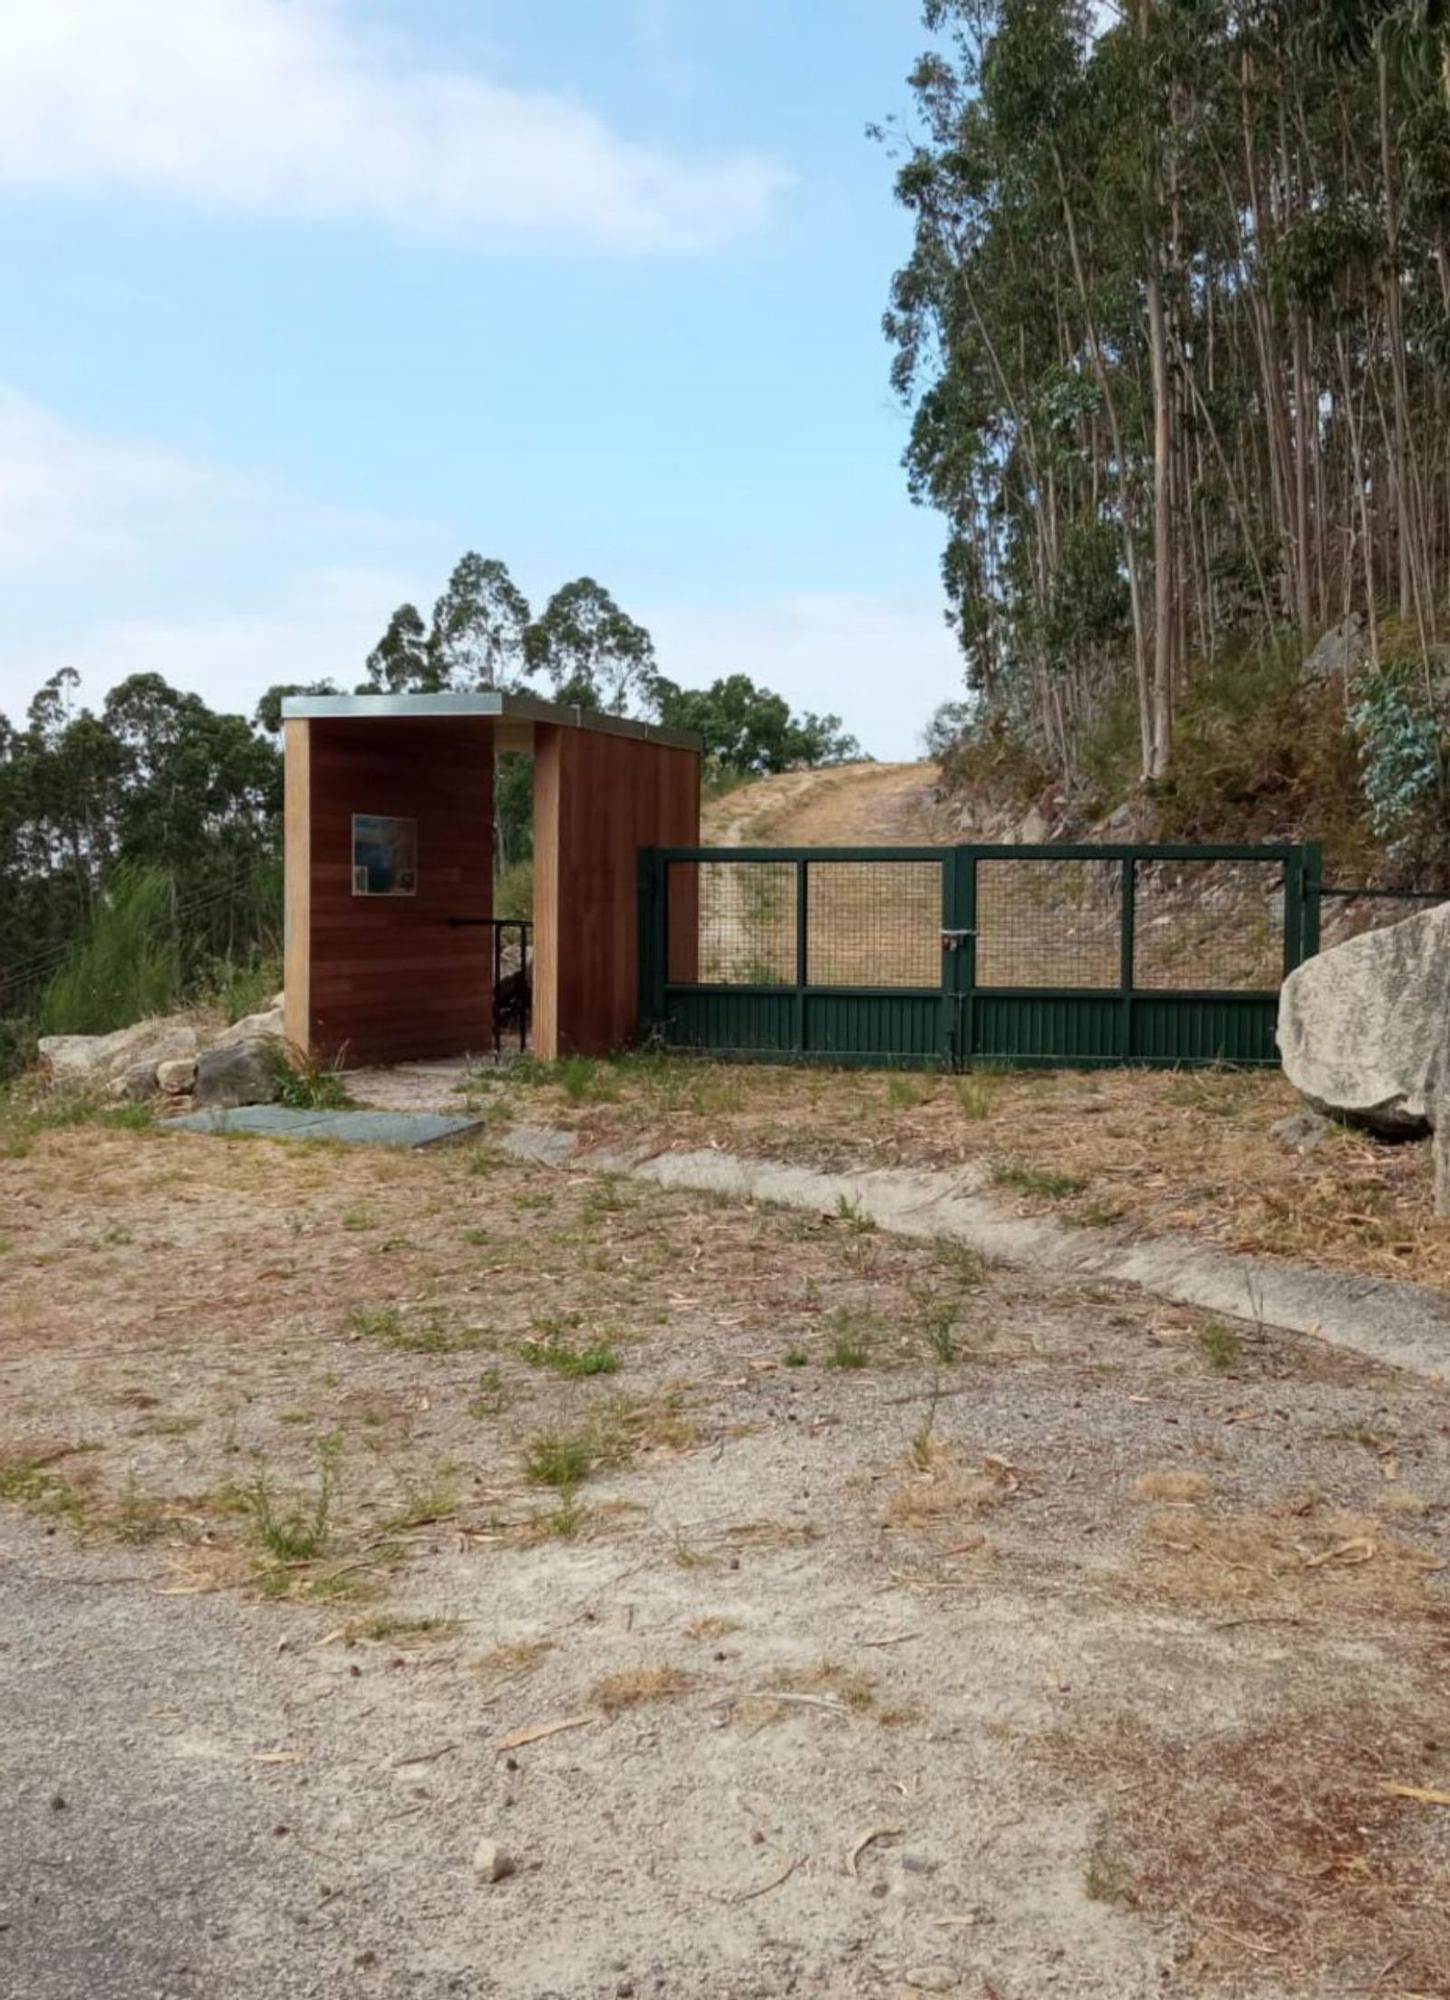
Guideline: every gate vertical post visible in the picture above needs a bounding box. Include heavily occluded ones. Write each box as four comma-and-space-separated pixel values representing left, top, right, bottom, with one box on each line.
1119, 855, 1137, 1062
795, 860, 809, 1058
1282, 845, 1307, 980
1298, 841, 1322, 965
941, 849, 975, 1069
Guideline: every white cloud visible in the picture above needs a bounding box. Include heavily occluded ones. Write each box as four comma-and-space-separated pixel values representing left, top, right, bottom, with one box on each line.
0, 389, 261, 570
0, 391, 959, 757
647, 592, 963, 763
0, 386, 425, 720
0, 0, 788, 251
0, 566, 411, 723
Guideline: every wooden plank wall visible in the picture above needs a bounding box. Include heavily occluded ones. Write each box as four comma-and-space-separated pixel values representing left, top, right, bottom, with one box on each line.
533, 726, 700, 1057
292, 718, 494, 1066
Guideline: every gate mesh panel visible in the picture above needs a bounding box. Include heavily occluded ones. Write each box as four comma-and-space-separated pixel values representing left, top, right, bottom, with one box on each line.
806, 861, 941, 988
975, 859, 1121, 988
668, 859, 795, 985
1133, 860, 1281, 990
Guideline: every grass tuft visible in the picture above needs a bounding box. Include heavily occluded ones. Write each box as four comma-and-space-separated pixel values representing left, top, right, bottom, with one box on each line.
523, 1430, 593, 1491
991, 1161, 1088, 1199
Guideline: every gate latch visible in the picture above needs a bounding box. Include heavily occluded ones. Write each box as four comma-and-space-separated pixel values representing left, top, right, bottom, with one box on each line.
940, 928, 976, 952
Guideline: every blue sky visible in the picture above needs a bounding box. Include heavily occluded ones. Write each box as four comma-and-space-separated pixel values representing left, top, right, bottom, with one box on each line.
0, 1, 963, 758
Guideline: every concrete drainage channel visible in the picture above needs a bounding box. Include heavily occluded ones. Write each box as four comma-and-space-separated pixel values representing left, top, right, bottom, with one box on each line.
501, 1124, 1450, 1385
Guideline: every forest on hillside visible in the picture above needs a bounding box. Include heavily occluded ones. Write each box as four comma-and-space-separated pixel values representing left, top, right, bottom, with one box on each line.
886, 0, 1450, 872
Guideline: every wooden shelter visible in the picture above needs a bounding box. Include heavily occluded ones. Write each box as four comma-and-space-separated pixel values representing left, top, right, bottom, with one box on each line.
280, 692, 700, 1066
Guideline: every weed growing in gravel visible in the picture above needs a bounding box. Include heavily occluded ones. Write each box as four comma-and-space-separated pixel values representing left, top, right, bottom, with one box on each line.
0, 1454, 83, 1521
349, 1305, 494, 1354
911, 1379, 943, 1470
992, 1161, 1088, 1199
582, 1178, 629, 1222
783, 1346, 810, 1368
833, 1192, 877, 1234
468, 1368, 509, 1419
382, 1477, 458, 1530
522, 1336, 620, 1378
935, 1237, 988, 1287
918, 1300, 959, 1364
826, 1310, 873, 1369
341, 1209, 377, 1232
1199, 1322, 1243, 1372
886, 1073, 930, 1111
955, 1066, 1007, 1120
346, 1614, 457, 1645
247, 1438, 338, 1562
524, 1430, 593, 1490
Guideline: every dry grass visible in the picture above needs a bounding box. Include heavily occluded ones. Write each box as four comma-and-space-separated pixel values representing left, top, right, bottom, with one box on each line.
1134, 1468, 1216, 1502
593, 1664, 695, 1713
684, 1615, 741, 1642
0, 1123, 965, 1596
1040, 1702, 1450, 1991
766, 1661, 878, 1712
1129, 1501, 1447, 1619
490, 1060, 1448, 1290
883, 1447, 1021, 1530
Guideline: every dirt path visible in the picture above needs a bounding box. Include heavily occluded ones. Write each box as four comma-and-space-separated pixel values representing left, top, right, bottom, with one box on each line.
704, 763, 944, 847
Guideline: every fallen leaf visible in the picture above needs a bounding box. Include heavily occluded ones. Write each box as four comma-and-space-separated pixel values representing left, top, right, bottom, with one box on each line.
1382, 1782, 1450, 1807
846, 1823, 904, 1877
1301, 1537, 1376, 1569
494, 1713, 595, 1752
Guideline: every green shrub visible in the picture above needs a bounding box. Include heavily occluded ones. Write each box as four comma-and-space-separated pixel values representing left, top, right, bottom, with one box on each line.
0, 1017, 37, 1083
493, 859, 533, 920
38, 867, 182, 1036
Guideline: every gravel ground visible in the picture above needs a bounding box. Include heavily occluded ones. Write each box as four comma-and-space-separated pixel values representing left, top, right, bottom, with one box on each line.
3, 1121, 1450, 1998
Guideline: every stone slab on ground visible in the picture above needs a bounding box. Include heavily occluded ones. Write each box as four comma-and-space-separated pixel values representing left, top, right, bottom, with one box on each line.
165, 1105, 482, 1147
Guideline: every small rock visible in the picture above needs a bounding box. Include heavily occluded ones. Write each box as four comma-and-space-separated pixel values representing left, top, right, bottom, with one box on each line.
156, 1056, 198, 1094
1269, 1108, 1333, 1152
212, 1006, 285, 1051
900, 1852, 939, 1875
903, 1969, 959, 1995
111, 1059, 160, 1102
472, 1837, 515, 1884
1301, 614, 1364, 681
193, 1039, 279, 1110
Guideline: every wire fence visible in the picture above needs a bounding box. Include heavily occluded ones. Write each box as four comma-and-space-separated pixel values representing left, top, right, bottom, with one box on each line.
974, 858, 1121, 988
1133, 859, 1284, 991
664, 851, 1297, 995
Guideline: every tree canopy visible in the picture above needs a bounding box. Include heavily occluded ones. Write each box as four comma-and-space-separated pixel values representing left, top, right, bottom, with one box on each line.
883, 0, 1450, 804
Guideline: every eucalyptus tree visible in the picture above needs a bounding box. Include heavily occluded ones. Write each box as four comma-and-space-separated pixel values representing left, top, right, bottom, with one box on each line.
884, 0, 1450, 794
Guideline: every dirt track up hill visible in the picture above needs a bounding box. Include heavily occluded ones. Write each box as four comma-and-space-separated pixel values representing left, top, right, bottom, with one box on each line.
702, 762, 945, 848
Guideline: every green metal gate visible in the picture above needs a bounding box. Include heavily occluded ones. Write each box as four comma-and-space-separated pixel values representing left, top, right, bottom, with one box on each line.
638, 842, 1320, 1069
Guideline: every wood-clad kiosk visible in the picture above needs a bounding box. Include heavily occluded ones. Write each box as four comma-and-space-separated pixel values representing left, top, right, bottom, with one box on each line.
280, 692, 700, 1065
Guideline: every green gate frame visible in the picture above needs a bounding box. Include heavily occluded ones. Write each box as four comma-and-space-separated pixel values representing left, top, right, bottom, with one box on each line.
638, 841, 1322, 1070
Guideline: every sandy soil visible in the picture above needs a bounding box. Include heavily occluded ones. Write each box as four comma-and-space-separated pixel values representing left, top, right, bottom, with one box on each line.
3, 1119, 1450, 1997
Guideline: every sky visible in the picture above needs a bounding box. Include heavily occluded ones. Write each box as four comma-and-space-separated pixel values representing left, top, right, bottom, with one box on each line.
0, 0, 965, 760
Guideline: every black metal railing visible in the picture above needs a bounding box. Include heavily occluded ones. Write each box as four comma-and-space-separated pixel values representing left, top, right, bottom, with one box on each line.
447, 915, 533, 1053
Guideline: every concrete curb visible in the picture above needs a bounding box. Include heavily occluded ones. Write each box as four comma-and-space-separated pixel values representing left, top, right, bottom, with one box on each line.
501, 1125, 1450, 1383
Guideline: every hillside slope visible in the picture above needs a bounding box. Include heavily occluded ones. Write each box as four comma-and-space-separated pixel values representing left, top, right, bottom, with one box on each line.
702, 761, 944, 847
